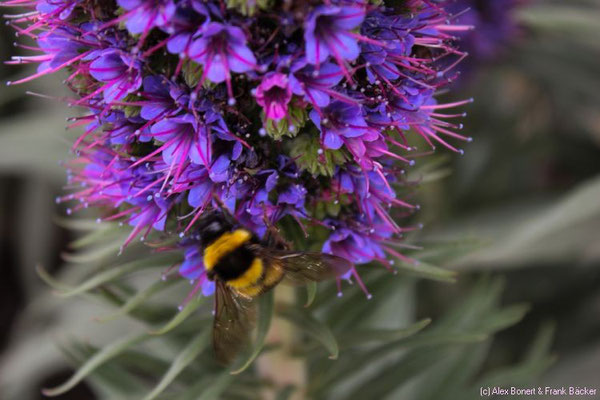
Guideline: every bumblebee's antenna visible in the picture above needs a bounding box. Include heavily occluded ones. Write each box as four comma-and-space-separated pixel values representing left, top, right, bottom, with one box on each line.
261, 205, 291, 250
211, 192, 237, 226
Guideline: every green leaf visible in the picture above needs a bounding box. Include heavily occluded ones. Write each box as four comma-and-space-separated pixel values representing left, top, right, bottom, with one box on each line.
59, 341, 149, 397
264, 104, 307, 140
96, 277, 180, 323
226, 0, 273, 15
196, 370, 235, 400
393, 260, 457, 283
53, 217, 114, 231
42, 333, 151, 397
36, 264, 71, 291
150, 295, 205, 335
289, 134, 348, 177
182, 60, 203, 88
518, 4, 600, 35
231, 290, 274, 375
279, 306, 339, 360
304, 282, 317, 308
337, 318, 432, 348
347, 347, 449, 400
69, 224, 127, 249
55, 253, 181, 297
524, 321, 555, 362
310, 332, 486, 394
416, 341, 492, 400
60, 233, 130, 264
143, 329, 211, 400
474, 304, 530, 335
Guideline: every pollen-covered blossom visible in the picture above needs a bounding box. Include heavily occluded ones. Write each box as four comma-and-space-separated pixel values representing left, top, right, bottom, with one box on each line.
4, 0, 473, 299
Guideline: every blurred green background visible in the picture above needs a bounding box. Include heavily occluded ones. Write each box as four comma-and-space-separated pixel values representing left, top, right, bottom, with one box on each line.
1, 1, 599, 399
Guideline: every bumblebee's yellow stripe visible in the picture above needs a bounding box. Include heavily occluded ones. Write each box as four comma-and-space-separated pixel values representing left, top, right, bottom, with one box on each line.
263, 261, 284, 286
233, 261, 284, 298
203, 229, 252, 270
236, 284, 263, 298
227, 257, 264, 289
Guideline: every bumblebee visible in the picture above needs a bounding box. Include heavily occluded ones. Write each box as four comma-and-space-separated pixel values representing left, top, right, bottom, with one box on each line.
197, 209, 352, 364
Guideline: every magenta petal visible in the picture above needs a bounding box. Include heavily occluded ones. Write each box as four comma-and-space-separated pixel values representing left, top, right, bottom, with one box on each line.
266, 102, 286, 120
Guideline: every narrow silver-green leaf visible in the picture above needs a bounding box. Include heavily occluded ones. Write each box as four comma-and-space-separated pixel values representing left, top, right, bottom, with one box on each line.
57, 253, 180, 297
393, 260, 456, 283
96, 277, 179, 323
59, 341, 149, 397
143, 329, 211, 400
42, 333, 150, 397
150, 295, 205, 335
337, 318, 432, 348
524, 321, 555, 362
69, 224, 127, 249
53, 217, 114, 231
231, 290, 274, 375
196, 370, 234, 400
475, 304, 530, 335
304, 282, 317, 308
279, 307, 339, 360
60, 236, 130, 264
36, 264, 70, 291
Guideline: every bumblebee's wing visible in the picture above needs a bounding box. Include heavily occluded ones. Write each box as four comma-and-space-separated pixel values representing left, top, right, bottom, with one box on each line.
213, 280, 256, 365
253, 246, 353, 284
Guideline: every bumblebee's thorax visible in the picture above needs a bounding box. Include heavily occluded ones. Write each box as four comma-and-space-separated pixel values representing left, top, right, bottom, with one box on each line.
201, 228, 260, 283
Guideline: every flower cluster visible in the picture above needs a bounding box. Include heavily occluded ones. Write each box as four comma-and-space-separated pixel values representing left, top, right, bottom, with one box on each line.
5, 0, 472, 298
444, 0, 526, 80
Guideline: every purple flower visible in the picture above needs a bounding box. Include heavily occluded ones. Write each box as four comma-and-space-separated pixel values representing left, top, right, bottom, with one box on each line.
255, 73, 292, 121
36, 0, 79, 19
100, 111, 151, 145
304, 5, 365, 65
117, 0, 176, 35
290, 60, 344, 108
310, 101, 376, 150
447, 0, 522, 61
323, 215, 395, 267
140, 75, 187, 121
126, 195, 170, 242
179, 246, 215, 296
11, 0, 473, 304
165, 2, 210, 56
188, 22, 257, 85
36, 27, 87, 73
88, 49, 142, 103
150, 114, 211, 167
278, 184, 307, 211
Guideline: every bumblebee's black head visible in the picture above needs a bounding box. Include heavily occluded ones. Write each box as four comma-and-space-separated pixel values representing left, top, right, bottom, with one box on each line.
197, 210, 234, 247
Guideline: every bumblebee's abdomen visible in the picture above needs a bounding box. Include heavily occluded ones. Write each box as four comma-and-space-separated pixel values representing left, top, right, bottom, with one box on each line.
227, 257, 264, 289
235, 259, 285, 298
212, 245, 258, 282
